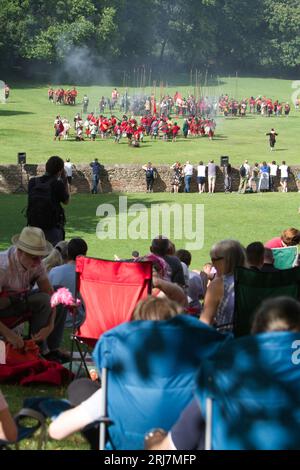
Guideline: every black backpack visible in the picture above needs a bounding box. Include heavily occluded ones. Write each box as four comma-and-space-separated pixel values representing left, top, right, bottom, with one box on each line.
239, 165, 246, 177
146, 168, 154, 179
26, 177, 60, 229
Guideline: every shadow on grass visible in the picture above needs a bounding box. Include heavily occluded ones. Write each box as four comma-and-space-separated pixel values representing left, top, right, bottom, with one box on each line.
0, 109, 34, 116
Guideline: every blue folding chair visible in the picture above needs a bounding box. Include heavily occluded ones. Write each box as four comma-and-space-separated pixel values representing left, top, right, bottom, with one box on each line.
93, 314, 231, 450
196, 332, 300, 450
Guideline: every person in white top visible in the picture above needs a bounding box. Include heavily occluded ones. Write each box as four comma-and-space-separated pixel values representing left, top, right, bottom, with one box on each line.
269, 160, 278, 192
243, 160, 251, 177
64, 159, 75, 186
183, 161, 193, 193
197, 161, 206, 193
207, 160, 217, 194
279, 160, 289, 192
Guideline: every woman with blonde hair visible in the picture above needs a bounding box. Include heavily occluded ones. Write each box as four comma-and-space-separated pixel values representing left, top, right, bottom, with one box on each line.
42, 247, 63, 272
200, 240, 247, 329
132, 296, 180, 321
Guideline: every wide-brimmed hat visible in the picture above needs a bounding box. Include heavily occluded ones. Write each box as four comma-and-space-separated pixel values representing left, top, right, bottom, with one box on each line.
12, 227, 53, 256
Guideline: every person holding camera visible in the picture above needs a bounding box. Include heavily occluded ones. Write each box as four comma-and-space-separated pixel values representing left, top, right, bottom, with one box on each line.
27, 156, 70, 246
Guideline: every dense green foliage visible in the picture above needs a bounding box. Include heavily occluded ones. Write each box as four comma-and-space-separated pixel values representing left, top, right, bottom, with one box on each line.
0, 0, 299, 78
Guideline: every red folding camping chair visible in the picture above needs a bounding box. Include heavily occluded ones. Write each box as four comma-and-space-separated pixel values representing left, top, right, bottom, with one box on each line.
71, 257, 152, 375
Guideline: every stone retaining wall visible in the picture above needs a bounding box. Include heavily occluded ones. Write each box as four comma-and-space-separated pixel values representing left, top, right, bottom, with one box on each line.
0, 164, 299, 194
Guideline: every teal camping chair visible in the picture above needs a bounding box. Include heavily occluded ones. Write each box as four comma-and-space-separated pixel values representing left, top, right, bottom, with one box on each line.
272, 246, 298, 270
233, 266, 300, 336
197, 332, 300, 450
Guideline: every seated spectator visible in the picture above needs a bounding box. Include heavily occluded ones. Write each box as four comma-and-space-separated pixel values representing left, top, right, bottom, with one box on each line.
200, 240, 247, 330
261, 248, 279, 272
48, 297, 181, 448
55, 240, 69, 263
265, 228, 300, 249
48, 238, 88, 327
190, 262, 216, 296
140, 254, 187, 307
246, 241, 265, 270
0, 389, 17, 442
132, 296, 180, 321
43, 247, 63, 272
146, 296, 300, 450
131, 250, 140, 260
0, 226, 68, 363
176, 249, 205, 314
150, 236, 185, 287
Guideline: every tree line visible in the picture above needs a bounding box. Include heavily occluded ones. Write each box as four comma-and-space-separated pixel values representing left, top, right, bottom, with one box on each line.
0, 0, 299, 79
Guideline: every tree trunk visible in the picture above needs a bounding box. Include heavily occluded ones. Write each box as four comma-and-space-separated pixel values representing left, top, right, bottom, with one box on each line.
159, 38, 168, 62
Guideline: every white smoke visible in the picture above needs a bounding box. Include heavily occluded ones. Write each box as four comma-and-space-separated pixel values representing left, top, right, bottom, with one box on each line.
54, 37, 111, 84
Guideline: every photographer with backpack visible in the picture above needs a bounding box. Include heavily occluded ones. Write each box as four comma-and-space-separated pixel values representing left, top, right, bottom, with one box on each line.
27, 156, 70, 246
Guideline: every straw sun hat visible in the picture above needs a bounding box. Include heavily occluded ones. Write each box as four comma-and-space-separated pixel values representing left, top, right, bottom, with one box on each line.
11, 226, 52, 257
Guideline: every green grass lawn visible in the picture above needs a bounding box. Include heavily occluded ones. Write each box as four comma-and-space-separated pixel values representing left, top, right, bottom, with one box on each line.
1, 191, 299, 449
0, 77, 299, 167
1, 192, 299, 269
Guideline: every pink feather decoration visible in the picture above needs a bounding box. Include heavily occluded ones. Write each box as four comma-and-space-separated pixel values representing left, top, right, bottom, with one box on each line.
50, 287, 81, 308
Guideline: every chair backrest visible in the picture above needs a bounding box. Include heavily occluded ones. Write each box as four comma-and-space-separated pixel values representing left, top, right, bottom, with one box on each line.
196, 332, 300, 450
272, 246, 298, 270
75, 257, 152, 346
234, 266, 300, 337
93, 315, 230, 450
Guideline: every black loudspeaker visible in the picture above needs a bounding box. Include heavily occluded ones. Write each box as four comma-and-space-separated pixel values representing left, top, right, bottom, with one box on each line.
17, 152, 26, 164
220, 156, 229, 167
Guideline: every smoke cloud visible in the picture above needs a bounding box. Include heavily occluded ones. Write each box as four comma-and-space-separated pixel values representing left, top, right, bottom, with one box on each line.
53, 37, 111, 85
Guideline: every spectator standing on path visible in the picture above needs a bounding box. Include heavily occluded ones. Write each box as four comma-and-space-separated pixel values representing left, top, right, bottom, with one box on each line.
279, 160, 289, 193
170, 162, 183, 193
222, 163, 232, 193
258, 161, 270, 192
207, 160, 216, 194
27, 156, 70, 246
64, 158, 75, 188
142, 162, 157, 193
90, 158, 102, 194
248, 163, 260, 193
197, 161, 206, 194
238, 160, 250, 194
269, 160, 278, 192
183, 161, 194, 193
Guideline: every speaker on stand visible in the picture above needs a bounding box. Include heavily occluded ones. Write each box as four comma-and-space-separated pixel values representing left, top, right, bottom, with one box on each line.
220, 156, 229, 167
14, 152, 27, 193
